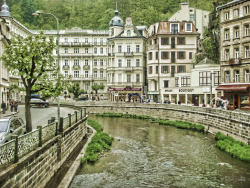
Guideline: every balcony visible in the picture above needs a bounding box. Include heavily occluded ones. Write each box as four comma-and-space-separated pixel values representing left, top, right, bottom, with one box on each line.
73, 65, 80, 69
108, 53, 114, 56
228, 58, 241, 66
60, 42, 92, 47
124, 52, 134, 57
83, 65, 90, 69
62, 65, 70, 70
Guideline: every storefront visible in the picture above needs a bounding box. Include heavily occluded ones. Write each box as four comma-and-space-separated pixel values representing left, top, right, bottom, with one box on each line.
216, 84, 250, 110
108, 88, 142, 102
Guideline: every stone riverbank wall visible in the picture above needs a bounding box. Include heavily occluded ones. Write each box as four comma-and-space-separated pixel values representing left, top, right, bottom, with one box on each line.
0, 109, 88, 188
81, 102, 250, 144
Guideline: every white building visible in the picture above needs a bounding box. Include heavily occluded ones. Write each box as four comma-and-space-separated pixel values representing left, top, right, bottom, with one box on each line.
169, 3, 210, 39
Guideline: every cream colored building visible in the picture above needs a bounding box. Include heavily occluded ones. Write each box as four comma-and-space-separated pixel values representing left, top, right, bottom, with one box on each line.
146, 21, 199, 103
107, 10, 147, 102
169, 3, 210, 39
216, 0, 250, 110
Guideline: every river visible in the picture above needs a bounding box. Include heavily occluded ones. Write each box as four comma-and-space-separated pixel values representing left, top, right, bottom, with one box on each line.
70, 115, 250, 188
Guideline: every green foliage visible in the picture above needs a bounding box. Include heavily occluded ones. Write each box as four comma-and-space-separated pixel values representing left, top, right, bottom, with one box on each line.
81, 119, 113, 163
68, 82, 85, 98
214, 132, 250, 162
91, 84, 104, 95
95, 113, 205, 132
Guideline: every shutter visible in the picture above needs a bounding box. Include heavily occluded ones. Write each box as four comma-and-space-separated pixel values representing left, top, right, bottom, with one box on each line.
184, 66, 186, 72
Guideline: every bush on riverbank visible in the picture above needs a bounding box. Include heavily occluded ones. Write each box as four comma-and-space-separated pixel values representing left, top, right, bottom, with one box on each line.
214, 132, 250, 162
81, 120, 113, 163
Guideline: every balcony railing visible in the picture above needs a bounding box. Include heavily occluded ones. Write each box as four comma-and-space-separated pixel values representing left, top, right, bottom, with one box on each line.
124, 52, 134, 57
60, 42, 92, 47
228, 58, 241, 65
73, 65, 80, 69
83, 65, 90, 69
63, 65, 70, 70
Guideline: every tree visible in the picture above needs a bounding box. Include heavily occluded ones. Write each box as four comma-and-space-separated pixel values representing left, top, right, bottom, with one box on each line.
1, 33, 55, 132
68, 82, 85, 98
91, 84, 104, 95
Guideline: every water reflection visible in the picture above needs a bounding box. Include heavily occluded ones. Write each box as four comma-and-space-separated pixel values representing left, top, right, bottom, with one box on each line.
71, 115, 250, 188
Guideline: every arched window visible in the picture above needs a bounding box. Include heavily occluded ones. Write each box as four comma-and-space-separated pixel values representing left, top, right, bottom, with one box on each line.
127, 30, 131, 37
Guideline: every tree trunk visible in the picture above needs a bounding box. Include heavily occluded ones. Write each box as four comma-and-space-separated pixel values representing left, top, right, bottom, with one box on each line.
25, 90, 32, 133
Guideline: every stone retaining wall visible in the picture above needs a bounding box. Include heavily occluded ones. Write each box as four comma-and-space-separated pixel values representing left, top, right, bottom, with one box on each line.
81, 103, 250, 144
0, 117, 88, 188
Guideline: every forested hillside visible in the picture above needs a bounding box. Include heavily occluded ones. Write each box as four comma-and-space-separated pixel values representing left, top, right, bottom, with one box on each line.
3, 0, 230, 30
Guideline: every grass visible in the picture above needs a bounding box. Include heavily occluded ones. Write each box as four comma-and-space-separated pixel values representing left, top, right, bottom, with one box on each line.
81, 119, 113, 163
214, 132, 250, 162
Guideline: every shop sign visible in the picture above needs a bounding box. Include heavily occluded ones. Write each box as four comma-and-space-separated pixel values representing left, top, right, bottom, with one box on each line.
147, 91, 159, 95
108, 88, 142, 91
179, 89, 194, 92
165, 89, 173, 92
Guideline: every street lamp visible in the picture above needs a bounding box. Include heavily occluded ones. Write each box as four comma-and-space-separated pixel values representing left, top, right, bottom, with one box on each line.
33, 11, 61, 126
210, 72, 216, 107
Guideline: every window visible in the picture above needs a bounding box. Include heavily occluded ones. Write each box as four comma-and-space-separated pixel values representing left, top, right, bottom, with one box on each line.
171, 24, 178, 34
136, 74, 140, 82
85, 48, 88, 53
156, 52, 158, 60
74, 38, 79, 43
161, 38, 169, 45
245, 46, 249, 58
235, 27, 239, 38
199, 72, 211, 86
127, 45, 131, 53
85, 38, 88, 43
156, 66, 158, 74
177, 66, 185, 73
118, 45, 122, 53
181, 77, 190, 87
235, 48, 239, 59
245, 24, 249, 36
127, 59, 131, 67
64, 38, 68, 43
171, 66, 175, 77
164, 80, 169, 88
94, 48, 97, 54
65, 48, 68, 53
171, 37, 175, 48
245, 70, 249, 82
225, 12, 229, 20
118, 74, 122, 82
136, 45, 140, 52
234, 9, 239, 17
94, 38, 97, 45
64, 71, 68, 78
100, 59, 104, 66
190, 14, 195, 21
225, 49, 229, 61
186, 23, 191, 31
161, 52, 168, 59
127, 30, 131, 37
100, 71, 104, 78
161, 66, 168, 73
214, 71, 221, 86
171, 52, 175, 63
118, 59, 122, 67
225, 71, 230, 83
148, 52, 152, 60
74, 59, 79, 66
74, 48, 79, 53
149, 66, 152, 74
85, 83, 89, 91
100, 47, 103, 54
189, 52, 192, 59
136, 59, 140, 67
100, 38, 103, 45
94, 59, 97, 66
94, 71, 97, 78
74, 71, 79, 78
225, 29, 229, 40
85, 71, 88, 78
235, 70, 240, 82
127, 74, 131, 83
244, 5, 249, 14
177, 37, 185, 45
85, 59, 88, 66
64, 59, 68, 66
175, 77, 179, 87
178, 51, 185, 59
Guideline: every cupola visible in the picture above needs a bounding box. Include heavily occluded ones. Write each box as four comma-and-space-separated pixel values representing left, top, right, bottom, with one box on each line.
0, 0, 11, 18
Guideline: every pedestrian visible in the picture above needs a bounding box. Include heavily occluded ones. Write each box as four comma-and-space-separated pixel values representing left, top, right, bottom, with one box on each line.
14, 101, 18, 112
1, 101, 6, 114
11, 100, 14, 112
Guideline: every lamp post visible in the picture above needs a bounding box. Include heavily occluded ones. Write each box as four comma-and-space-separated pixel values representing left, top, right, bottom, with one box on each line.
33, 11, 61, 126
210, 72, 216, 107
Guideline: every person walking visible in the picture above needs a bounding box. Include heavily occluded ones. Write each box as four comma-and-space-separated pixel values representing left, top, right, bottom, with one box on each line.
10, 100, 14, 112
1, 101, 6, 114
14, 101, 18, 112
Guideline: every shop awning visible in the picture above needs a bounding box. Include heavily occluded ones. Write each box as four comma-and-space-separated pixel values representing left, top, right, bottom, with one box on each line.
216, 84, 250, 91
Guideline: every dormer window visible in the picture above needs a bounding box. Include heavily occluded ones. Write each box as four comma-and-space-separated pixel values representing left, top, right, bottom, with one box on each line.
225, 12, 229, 20
234, 9, 239, 17
186, 23, 192, 32
127, 30, 131, 37
171, 24, 178, 34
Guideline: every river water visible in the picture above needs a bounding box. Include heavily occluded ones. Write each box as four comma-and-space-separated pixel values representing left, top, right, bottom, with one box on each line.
70, 115, 250, 188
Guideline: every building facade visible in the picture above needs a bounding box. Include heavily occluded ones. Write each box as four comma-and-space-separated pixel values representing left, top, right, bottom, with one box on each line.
217, 0, 250, 110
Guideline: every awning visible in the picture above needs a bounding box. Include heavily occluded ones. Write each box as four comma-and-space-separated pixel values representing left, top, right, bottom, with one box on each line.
216, 84, 250, 91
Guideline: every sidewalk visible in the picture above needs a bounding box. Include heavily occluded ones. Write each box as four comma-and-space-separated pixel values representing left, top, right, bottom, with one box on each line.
0, 109, 19, 118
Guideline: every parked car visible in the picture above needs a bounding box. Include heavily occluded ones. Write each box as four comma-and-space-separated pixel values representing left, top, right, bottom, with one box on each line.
30, 98, 50, 108
0, 116, 26, 145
